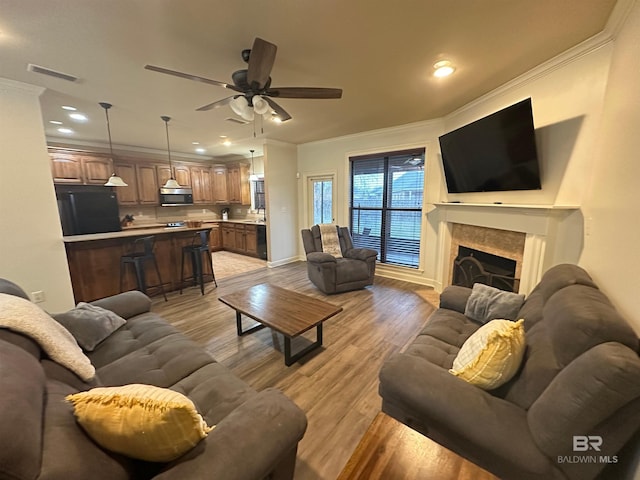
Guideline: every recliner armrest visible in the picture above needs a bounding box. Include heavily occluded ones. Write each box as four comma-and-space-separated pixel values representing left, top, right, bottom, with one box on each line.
344, 248, 378, 261
306, 252, 337, 263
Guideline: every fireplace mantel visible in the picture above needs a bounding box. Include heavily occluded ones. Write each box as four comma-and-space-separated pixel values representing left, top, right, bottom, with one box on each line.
431, 202, 581, 294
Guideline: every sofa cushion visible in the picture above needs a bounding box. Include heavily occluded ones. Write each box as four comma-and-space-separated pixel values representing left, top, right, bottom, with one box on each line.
0, 341, 45, 480
450, 319, 525, 390
464, 283, 525, 324
54, 302, 126, 351
67, 384, 213, 462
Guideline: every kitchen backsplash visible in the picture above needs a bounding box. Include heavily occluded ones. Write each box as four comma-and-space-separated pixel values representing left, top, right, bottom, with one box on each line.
119, 205, 264, 225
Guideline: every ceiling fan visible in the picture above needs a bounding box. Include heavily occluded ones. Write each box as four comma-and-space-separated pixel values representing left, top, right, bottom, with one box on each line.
145, 37, 342, 122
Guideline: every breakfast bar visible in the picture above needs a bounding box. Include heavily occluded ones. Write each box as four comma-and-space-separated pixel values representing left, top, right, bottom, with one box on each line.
63, 226, 214, 302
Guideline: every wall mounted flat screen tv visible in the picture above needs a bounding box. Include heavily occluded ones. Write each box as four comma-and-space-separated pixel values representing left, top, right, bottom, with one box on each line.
438, 98, 541, 193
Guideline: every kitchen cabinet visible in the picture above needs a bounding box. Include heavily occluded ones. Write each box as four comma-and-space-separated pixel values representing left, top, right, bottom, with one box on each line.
136, 164, 160, 205
113, 163, 138, 205
50, 150, 112, 185
209, 223, 222, 250
190, 166, 213, 204
227, 163, 251, 205
158, 164, 191, 187
221, 223, 263, 257
212, 166, 229, 204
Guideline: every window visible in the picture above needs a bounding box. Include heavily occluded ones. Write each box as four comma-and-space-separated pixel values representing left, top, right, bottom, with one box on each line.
350, 149, 425, 268
309, 176, 334, 225
252, 179, 265, 211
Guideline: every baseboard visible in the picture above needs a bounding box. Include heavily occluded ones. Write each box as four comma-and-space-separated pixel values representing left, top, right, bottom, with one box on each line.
267, 256, 302, 268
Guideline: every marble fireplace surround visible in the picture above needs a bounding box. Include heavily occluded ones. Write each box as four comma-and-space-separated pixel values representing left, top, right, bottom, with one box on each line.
434, 203, 579, 295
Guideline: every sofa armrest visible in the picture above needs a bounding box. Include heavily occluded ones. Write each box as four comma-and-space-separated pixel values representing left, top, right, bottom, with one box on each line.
90, 291, 152, 320
439, 285, 472, 313
155, 388, 307, 480
344, 248, 378, 261
379, 353, 558, 479
306, 252, 337, 264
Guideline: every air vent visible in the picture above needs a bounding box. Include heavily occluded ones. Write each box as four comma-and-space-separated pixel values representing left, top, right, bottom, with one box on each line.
27, 64, 78, 82
225, 117, 250, 125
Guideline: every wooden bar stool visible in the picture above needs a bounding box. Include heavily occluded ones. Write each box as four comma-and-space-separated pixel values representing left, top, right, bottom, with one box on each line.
180, 230, 217, 295
120, 235, 167, 301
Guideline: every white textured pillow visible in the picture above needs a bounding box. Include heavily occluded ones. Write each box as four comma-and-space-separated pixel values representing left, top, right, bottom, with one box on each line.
450, 319, 525, 390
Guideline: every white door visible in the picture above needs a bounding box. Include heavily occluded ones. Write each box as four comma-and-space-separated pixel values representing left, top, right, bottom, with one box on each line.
308, 175, 335, 225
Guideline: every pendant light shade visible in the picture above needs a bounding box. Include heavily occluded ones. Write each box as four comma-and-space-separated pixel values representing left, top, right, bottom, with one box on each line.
161, 115, 181, 189
99, 102, 128, 187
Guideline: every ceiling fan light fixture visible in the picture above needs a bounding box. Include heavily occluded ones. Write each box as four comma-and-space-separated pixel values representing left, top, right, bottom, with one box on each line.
230, 96, 248, 115
253, 95, 270, 115
433, 60, 455, 78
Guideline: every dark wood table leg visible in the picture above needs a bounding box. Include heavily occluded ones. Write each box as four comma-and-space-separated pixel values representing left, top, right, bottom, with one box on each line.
236, 311, 266, 336
284, 323, 324, 366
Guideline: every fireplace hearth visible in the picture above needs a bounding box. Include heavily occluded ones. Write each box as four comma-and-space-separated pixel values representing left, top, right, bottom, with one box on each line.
453, 246, 519, 292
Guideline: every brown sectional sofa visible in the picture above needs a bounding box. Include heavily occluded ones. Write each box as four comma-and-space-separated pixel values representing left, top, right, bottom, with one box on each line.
0, 279, 307, 480
379, 264, 640, 480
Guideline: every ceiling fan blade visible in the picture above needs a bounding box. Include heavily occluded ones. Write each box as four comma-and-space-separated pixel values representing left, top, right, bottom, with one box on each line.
266, 87, 343, 99
263, 97, 292, 122
144, 65, 243, 92
196, 96, 237, 111
246, 38, 277, 90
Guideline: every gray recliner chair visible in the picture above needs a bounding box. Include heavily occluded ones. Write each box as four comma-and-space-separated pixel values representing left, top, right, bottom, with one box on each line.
301, 225, 378, 294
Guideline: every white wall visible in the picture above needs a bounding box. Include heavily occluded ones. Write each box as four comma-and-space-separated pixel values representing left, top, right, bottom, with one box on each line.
0, 78, 75, 312
264, 140, 299, 266
581, 1, 640, 333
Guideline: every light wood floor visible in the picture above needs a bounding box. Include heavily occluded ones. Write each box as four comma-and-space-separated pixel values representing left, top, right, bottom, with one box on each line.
152, 261, 491, 480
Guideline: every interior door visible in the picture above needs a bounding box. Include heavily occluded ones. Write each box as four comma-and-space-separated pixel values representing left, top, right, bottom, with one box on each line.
308, 175, 335, 226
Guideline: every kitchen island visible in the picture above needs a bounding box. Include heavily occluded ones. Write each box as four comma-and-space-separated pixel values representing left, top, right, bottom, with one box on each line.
63, 226, 215, 302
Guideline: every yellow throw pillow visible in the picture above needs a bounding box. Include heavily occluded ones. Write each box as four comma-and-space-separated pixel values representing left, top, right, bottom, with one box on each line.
66, 384, 213, 462
449, 319, 525, 390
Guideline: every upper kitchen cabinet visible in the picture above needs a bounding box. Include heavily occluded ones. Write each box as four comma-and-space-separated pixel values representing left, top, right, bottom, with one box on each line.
136, 164, 160, 205
158, 164, 191, 188
227, 163, 251, 205
190, 166, 214, 204
50, 149, 112, 185
212, 165, 229, 204
113, 163, 139, 205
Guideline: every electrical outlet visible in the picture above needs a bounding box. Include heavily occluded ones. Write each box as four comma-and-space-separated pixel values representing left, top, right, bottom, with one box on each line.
32, 291, 46, 303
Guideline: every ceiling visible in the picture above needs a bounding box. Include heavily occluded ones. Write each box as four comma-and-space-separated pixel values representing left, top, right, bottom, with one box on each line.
0, 0, 618, 161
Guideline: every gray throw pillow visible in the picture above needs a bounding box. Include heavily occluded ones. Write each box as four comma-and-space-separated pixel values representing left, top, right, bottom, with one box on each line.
54, 302, 126, 351
464, 283, 525, 324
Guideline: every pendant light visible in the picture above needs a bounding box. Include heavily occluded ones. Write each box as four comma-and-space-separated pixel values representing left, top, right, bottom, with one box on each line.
100, 102, 128, 187
249, 149, 259, 181
161, 115, 181, 189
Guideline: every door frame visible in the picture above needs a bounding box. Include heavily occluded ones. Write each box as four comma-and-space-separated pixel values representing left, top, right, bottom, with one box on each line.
303, 171, 337, 228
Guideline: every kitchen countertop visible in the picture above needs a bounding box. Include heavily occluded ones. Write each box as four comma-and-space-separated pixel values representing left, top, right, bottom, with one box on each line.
64, 220, 267, 243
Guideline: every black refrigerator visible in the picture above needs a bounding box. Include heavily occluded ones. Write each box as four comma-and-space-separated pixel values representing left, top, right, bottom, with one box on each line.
57, 187, 121, 236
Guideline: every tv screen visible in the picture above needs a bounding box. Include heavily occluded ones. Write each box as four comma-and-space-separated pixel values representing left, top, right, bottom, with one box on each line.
438, 98, 541, 193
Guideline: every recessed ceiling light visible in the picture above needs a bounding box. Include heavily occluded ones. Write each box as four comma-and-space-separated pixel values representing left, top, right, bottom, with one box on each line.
49, 120, 63, 125
433, 60, 455, 78
192, 141, 200, 145
222, 139, 231, 146
57, 127, 74, 134
69, 113, 87, 122
61, 105, 77, 111
195, 148, 206, 154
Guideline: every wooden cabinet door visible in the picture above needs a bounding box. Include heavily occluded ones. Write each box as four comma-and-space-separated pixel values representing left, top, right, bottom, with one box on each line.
51, 153, 83, 184
244, 225, 258, 255
136, 164, 159, 204
209, 224, 221, 250
114, 163, 138, 205
234, 225, 246, 252
191, 166, 213, 204
174, 165, 191, 187
227, 166, 241, 203
212, 166, 229, 204
221, 225, 236, 250
157, 165, 172, 187
239, 164, 251, 205
82, 155, 113, 184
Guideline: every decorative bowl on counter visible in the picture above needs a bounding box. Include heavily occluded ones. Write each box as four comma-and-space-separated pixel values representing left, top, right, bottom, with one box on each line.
185, 220, 203, 228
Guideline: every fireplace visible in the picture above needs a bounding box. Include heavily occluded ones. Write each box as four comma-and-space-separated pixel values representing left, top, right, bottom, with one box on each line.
453, 246, 519, 292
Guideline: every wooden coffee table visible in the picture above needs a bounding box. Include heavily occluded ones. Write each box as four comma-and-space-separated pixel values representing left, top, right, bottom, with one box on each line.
218, 283, 343, 366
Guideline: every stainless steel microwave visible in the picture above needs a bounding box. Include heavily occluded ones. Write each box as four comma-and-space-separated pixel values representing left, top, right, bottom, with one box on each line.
159, 187, 194, 206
